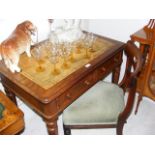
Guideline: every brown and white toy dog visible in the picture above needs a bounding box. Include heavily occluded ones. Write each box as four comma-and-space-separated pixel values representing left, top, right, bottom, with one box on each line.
0, 20, 37, 73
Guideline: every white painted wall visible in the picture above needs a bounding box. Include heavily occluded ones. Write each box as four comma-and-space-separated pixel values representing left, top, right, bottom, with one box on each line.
0, 19, 88, 42
0, 19, 53, 42
87, 19, 148, 42
0, 19, 148, 43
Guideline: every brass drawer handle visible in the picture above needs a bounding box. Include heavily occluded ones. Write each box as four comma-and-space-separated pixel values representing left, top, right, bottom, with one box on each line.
66, 93, 71, 99
84, 80, 90, 86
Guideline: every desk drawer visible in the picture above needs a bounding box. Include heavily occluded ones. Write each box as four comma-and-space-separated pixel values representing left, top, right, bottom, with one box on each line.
96, 52, 122, 81
56, 73, 94, 112
56, 51, 122, 112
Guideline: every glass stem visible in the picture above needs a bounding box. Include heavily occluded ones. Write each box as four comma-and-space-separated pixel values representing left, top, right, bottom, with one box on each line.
86, 48, 88, 57
53, 63, 56, 71
64, 57, 67, 65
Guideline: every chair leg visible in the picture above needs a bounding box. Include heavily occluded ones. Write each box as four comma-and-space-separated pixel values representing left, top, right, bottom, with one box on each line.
135, 93, 143, 115
63, 124, 71, 135
116, 121, 125, 135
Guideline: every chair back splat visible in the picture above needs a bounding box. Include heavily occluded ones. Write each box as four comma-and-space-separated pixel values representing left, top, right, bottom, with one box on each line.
117, 40, 143, 134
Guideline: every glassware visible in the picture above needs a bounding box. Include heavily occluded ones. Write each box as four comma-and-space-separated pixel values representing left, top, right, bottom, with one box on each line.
84, 32, 96, 59
69, 42, 76, 62
48, 19, 60, 44
75, 39, 83, 54
43, 40, 52, 59
50, 43, 60, 75
48, 19, 54, 34
60, 42, 71, 69
84, 34, 92, 59
32, 45, 45, 72
74, 34, 85, 54
88, 32, 97, 53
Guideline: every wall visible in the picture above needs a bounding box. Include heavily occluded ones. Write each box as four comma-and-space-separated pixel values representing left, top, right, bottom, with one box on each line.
0, 19, 88, 42
87, 19, 148, 42
0, 19, 148, 42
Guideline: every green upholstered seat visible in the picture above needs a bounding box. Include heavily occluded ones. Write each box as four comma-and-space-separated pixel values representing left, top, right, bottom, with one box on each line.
63, 81, 125, 126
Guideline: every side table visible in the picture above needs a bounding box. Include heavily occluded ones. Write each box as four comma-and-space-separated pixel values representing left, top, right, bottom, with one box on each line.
0, 91, 24, 135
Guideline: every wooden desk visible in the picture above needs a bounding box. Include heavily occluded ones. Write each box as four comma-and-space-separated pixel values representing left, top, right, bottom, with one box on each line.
0, 34, 124, 134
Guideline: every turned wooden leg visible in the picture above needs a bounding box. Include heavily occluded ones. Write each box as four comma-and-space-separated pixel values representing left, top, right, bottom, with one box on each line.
63, 124, 71, 135
135, 93, 143, 115
2, 84, 17, 105
44, 117, 58, 135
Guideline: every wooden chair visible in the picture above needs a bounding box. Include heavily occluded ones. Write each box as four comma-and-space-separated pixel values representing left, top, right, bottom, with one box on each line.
62, 40, 143, 135
0, 91, 24, 135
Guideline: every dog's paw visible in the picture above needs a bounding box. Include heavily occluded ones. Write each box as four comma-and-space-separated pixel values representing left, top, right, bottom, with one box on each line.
0, 55, 2, 61
27, 53, 31, 57
15, 67, 21, 72
9, 67, 15, 73
26, 50, 31, 57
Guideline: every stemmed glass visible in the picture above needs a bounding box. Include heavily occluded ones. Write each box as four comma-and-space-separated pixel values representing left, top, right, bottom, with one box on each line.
43, 40, 52, 59
84, 32, 96, 59
60, 42, 71, 69
74, 39, 82, 54
88, 32, 97, 53
32, 45, 45, 72
50, 42, 60, 75
75, 34, 85, 54
69, 42, 76, 62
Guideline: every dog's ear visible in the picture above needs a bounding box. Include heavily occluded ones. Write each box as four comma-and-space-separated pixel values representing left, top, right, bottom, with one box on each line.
24, 21, 34, 31
20, 21, 34, 35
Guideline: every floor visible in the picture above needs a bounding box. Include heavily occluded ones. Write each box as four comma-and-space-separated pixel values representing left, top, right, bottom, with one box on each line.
1, 83, 155, 135
19, 95, 155, 135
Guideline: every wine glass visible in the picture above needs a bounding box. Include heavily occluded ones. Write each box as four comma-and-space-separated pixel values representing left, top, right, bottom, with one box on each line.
50, 42, 60, 75
75, 34, 85, 54
60, 42, 71, 69
32, 45, 45, 72
88, 32, 97, 53
84, 32, 96, 59
43, 40, 52, 59
69, 42, 76, 62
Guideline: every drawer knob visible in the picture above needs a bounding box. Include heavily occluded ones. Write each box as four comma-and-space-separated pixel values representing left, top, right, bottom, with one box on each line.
114, 58, 118, 63
57, 103, 60, 110
101, 67, 106, 72
84, 80, 90, 86
66, 93, 71, 99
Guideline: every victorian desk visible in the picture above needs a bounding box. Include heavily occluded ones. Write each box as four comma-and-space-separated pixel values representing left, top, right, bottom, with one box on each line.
0, 34, 124, 134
